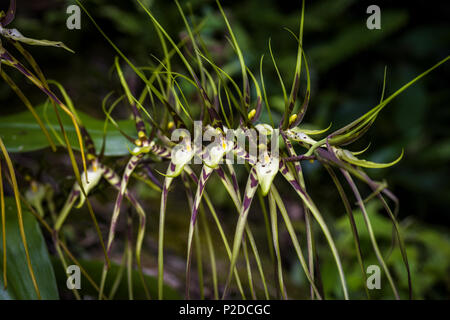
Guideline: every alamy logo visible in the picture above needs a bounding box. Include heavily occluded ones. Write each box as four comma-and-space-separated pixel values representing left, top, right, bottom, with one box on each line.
366, 5, 381, 30
66, 265, 81, 290
366, 265, 381, 289
66, 5, 81, 30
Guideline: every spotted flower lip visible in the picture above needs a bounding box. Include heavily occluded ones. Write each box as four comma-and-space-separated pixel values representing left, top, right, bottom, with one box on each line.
255, 152, 279, 196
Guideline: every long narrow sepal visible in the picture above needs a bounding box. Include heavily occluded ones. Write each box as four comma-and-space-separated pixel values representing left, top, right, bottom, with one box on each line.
279, 159, 349, 299
185, 165, 213, 298
106, 154, 143, 254
341, 169, 400, 299
101, 164, 150, 299
222, 167, 259, 299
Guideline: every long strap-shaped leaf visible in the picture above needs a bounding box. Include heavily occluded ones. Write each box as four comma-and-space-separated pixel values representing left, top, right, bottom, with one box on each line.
0, 138, 40, 299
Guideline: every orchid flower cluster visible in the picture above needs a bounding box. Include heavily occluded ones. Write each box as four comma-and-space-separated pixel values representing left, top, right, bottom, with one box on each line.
1, 0, 448, 300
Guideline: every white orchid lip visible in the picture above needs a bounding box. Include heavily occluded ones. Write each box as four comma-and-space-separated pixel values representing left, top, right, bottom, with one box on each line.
169, 139, 195, 176
203, 138, 233, 168
255, 152, 279, 196
172, 144, 194, 166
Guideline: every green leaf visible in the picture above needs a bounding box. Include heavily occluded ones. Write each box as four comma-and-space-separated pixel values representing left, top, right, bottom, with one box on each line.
0, 104, 136, 156
0, 197, 59, 300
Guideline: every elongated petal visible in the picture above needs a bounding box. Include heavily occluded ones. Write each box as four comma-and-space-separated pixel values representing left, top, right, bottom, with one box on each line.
223, 167, 259, 298
101, 164, 150, 299
106, 154, 143, 254
336, 148, 404, 168
290, 123, 332, 136
279, 159, 349, 299
157, 161, 178, 299
185, 165, 213, 298
0, 26, 73, 52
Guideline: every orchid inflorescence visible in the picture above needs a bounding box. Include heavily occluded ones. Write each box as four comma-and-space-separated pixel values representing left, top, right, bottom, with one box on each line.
1, 0, 448, 300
